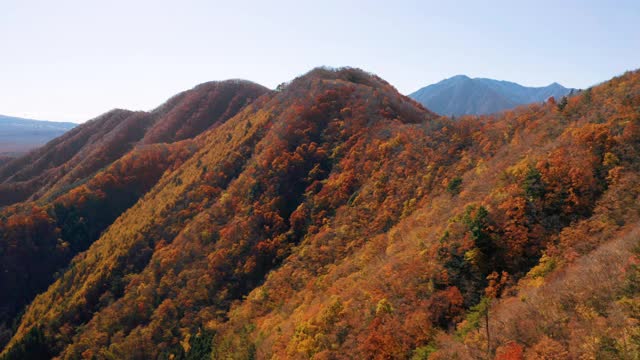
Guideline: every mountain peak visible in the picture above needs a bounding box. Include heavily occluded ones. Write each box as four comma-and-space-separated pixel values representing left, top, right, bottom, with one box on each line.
449, 74, 472, 81
409, 76, 575, 116
287, 66, 393, 91
547, 81, 566, 88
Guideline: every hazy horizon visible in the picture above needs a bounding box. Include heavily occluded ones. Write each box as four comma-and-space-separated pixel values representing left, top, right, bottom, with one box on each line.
0, 68, 599, 124
2, 0, 639, 123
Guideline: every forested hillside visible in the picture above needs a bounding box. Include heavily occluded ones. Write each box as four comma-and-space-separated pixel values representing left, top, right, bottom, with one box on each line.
0, 80, 267, 207
0, 80, 268, 352
1, 67, 639, 359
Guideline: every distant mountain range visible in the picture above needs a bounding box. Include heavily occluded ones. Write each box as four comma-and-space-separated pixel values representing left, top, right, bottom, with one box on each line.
0, 115, 76, 155
409, 75, 576, 116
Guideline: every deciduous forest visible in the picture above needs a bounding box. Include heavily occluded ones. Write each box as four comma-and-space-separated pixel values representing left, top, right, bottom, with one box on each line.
1, 67, 640, 359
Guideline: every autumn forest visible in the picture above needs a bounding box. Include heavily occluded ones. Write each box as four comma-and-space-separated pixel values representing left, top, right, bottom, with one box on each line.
1, 66, 640, 359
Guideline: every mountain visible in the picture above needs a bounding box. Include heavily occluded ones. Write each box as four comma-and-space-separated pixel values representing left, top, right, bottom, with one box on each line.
1, 67, 640, 360
409, 75, 575, 116
0, 115, 76, 156
0, 80, 268, 207
0, 80, 269, 350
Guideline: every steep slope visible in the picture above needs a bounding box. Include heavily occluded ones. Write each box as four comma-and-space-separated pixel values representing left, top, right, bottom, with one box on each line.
1, 67, 439, 359
0, 115, 76, 155
213, 71, 636, 359
204, 75, 633, 359
409, 75, 575, 116
0, 81, 269, 352
0, 80, 268, 207
2, 68, 639, 360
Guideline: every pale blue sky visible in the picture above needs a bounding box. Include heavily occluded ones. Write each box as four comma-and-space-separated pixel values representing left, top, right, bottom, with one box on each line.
1, 0, 639, 122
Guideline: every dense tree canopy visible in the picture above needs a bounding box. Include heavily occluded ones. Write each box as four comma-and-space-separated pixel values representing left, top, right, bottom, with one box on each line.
1, 67, 640, 359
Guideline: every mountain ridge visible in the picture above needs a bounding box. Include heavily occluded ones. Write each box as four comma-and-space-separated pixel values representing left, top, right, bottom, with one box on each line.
0, 80, 269, 207
0, 79, 270, 349
409, 75, 576, 116
1, 67, 640, 359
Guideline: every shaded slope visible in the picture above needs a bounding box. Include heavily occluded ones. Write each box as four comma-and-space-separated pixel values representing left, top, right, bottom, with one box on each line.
0, 141, 197, 337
